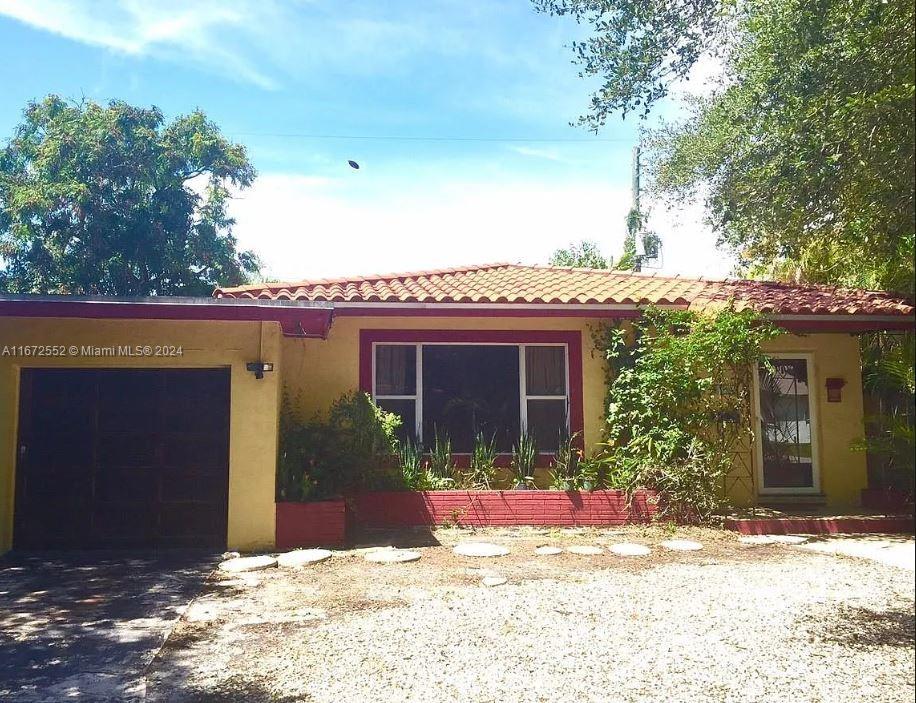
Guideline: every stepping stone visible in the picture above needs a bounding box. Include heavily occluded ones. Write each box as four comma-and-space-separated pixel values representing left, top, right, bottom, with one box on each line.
768, 535, 810, 545
453, 542, 510, 558
610, 543, 651, 557
354, 545, 394, 555
566, 545, 603, 556
535, 546, 564, 556
277, 549, 333, 567
218, 555, 277, 573
738, 535, 775, 545
738, 534, 808, 545
481, 576, 507, 587
660, 539, 703, 551
364, 548, 422, 563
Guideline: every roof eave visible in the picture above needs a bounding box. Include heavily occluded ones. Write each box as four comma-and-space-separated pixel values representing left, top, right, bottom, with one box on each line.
0, 295, 334, 338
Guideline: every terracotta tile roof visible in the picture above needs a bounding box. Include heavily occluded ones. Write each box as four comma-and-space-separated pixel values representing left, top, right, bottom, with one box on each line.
214, 263, 914, 317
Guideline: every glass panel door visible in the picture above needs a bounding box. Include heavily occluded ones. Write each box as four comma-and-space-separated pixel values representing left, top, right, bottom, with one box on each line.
757, 358, 817, 490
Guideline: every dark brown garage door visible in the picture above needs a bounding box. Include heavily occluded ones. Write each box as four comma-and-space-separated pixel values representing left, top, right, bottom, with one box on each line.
14, 369, 230, 549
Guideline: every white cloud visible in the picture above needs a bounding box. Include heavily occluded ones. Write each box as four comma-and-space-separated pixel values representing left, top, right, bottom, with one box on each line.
0, 0, 282, 87
646, 197, 736, 279
227, 172, 735, 282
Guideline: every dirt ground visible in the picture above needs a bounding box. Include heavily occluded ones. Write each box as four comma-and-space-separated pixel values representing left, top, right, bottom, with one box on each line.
145, 526, 915, 703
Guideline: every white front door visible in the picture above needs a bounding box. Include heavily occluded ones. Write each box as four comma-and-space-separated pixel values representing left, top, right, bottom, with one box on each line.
755, 356, 821, 494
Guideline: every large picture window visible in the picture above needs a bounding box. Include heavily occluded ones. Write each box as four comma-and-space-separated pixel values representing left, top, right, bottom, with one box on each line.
373, 342, 570, 452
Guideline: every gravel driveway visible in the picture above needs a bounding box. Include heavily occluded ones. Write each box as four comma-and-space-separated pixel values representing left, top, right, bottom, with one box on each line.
146, 527, 915, 703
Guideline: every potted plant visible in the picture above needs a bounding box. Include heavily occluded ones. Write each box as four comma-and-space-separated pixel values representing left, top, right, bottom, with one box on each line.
578, 455, 600, 491
511, 432, 537, 489
549, 431, 581, 490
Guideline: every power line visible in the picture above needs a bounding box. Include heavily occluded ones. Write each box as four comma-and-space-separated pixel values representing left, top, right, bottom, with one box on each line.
229, 131, 631, 143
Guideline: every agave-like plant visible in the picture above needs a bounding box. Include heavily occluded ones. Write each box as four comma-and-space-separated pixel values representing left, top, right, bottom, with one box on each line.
511, 432, 538, 488
397, 439, 423, 489
469, 431, 498, 489
549, 431, 581, 490
428, 431, 453, 479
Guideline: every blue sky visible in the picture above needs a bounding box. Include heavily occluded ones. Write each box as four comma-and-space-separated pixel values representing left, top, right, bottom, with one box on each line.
0, 0, 734, 281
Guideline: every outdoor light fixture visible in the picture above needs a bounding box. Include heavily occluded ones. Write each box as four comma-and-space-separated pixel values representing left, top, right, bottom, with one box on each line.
246, 361, 275, 380
825, 377, 846, 402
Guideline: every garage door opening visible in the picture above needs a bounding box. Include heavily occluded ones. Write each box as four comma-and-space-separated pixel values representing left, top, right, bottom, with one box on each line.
14, 368, 230, 550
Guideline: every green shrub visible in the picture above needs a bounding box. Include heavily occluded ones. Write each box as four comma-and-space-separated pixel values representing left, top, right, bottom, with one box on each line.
419, 466, 454, 490
277, 391, 401, 501
549, 432, 599, 490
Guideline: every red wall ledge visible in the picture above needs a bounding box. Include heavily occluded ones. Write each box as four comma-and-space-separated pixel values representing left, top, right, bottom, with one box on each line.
276, 500, 347, 548
348, 489, 658, 528
725, 515, 914, 535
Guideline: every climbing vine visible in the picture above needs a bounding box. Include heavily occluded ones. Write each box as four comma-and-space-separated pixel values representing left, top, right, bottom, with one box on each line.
593, 306, 780, 521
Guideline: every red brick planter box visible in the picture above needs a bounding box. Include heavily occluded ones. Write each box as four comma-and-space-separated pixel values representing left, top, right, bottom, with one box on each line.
724, 515, 915, 535
349, 489, 658, 528
276, 500, 347, 549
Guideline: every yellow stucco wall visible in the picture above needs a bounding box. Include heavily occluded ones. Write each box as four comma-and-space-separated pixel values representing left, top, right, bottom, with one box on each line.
0, 317, 281, 554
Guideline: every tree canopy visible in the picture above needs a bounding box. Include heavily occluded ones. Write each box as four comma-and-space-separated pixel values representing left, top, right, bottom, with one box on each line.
536, 0, 915, 293
0, 96, 260, 296
548, 239, 611, 268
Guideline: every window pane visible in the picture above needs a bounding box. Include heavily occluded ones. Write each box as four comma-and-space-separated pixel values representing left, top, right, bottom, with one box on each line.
376, 398, 417, 444
758, 359, 814, 488
375, 345, 416, 395
526, 399, 567, 451
525, 346, 566, 396
422, 345, 520, 452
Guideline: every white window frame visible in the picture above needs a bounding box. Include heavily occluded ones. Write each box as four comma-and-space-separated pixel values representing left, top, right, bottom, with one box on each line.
752, 352, 821, 495
371, 341, 570, 451
519, 344, 570, 450
372, 342, 423, 439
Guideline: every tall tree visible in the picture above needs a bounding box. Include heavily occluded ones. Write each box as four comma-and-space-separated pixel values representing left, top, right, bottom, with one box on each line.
0, 96, 260, 296
549, 239, 611, 268
535, 0, 916, 293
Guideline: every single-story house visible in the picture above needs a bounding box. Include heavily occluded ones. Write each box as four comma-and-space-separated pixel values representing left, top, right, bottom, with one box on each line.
1, 263, 913, 553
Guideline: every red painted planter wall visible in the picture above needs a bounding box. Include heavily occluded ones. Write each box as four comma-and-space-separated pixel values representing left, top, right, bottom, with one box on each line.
276, 500, 347, 549
348, 489, 658, 528
860, 488, 912, 513
724, 515, 915, 535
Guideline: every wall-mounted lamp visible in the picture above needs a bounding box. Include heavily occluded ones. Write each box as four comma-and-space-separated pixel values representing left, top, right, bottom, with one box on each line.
825, 377, 845, 402
246, 361, 275, 380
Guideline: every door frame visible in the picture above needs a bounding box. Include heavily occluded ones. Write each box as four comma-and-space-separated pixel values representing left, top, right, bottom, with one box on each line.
752, 352, 822, 495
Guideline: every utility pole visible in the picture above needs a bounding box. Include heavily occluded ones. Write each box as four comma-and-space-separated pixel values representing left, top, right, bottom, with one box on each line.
631, 145, 644, 272
631, 145, 641, 215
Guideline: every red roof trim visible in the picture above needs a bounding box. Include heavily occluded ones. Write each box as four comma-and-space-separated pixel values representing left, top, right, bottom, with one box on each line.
0, 298, 334, 338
